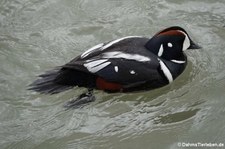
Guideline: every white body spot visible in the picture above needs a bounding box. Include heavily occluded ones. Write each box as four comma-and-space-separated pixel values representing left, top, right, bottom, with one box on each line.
114, 66, 119, 72
168, 42, 173, 47
103, 51, 151, 62
158, 59, 173, 83
158, 44, 164, 57
130, 70, 136, 74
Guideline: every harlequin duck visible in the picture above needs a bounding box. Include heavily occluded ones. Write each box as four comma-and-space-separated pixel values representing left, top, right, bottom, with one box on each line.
29, 26, 200, 107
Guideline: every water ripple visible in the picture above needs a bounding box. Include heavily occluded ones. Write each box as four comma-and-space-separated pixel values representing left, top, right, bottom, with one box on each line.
1, 0, 225, 149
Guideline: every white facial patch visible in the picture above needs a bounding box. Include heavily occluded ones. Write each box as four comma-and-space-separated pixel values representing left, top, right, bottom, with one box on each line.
81, 43, 104, 58
178, 30, 190, 51
158, 58, 173, 83
103, 51, 151, 62
158, 44, 164, 57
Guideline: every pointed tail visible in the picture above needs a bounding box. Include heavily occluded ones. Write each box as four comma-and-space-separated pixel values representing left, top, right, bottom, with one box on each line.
29, 68, 72, 94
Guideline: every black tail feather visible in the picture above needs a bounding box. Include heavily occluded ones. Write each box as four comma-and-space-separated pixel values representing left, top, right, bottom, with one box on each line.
29, 69, 72, 94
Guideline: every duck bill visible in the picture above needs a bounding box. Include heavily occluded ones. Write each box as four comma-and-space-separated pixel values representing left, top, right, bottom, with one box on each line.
188, 40, 202, 50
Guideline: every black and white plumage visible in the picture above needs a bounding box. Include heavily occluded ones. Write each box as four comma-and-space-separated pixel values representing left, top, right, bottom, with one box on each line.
29, 26, 200, 96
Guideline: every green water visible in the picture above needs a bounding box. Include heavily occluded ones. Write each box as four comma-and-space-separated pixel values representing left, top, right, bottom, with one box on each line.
1, 0, 225, 149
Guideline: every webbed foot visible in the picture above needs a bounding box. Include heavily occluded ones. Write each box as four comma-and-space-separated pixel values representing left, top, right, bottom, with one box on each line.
64, 89, 95, 109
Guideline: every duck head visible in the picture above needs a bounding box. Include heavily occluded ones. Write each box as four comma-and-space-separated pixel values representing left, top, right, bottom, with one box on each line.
145, 26, 201, 62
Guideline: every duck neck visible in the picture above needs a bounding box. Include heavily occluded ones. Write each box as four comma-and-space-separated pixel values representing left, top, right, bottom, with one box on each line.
160, 56, 187, 80
145, 38, 160, 56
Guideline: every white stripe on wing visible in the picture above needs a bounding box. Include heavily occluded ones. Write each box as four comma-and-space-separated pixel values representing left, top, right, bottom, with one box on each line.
83, 59, 111, 73
103, 51, 151, 62
101, 36, 142, 50
81, 43, 104, 58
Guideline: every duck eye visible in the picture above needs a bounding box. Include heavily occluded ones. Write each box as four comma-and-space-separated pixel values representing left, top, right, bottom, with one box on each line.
167, 42, 173, 48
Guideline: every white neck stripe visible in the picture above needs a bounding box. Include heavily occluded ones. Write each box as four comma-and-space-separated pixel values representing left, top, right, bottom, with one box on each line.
158, 59, 173, 83
171, 59, 186, 64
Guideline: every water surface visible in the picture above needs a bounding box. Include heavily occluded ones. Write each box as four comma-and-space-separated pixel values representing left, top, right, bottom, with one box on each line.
1, 0, 225, 149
